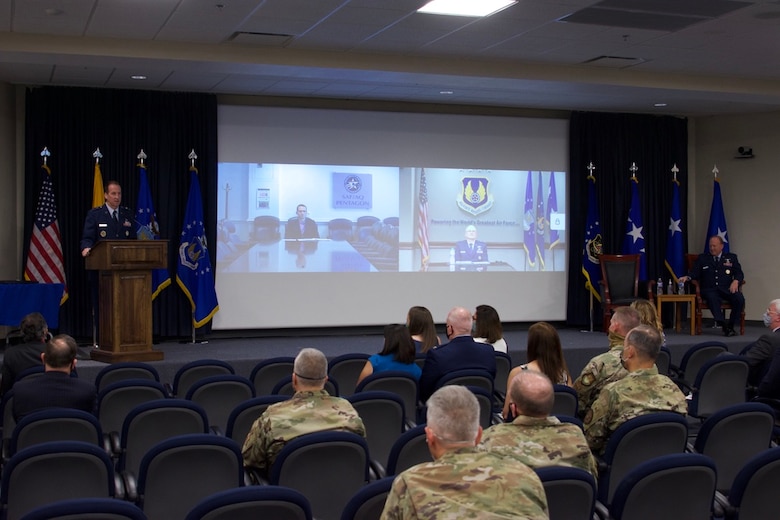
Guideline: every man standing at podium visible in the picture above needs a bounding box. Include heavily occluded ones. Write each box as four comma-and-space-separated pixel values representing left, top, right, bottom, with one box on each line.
80, 180, 135, 257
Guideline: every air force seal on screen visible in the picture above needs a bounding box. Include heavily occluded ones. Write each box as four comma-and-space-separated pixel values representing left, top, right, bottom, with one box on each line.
457, 177, 493, 215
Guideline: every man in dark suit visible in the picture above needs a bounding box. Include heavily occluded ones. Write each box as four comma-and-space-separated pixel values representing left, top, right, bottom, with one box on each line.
0, 312, 50, 397
285, 204, 320, 239
454, 225, 488, 263
12, 334, 97, 421
744, 299, 780, 386
680, 235, 745, 337
80, 180, 135, 257
418, 307, 497, 402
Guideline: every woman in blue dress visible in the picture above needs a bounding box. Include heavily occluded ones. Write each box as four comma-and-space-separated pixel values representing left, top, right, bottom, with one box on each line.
357, 324, 422, 385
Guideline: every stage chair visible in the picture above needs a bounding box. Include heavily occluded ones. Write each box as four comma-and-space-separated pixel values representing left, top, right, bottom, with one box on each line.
599, 254, 644, 332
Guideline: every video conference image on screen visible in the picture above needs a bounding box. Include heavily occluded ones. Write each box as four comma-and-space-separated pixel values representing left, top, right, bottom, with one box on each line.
216, 163, 566, 274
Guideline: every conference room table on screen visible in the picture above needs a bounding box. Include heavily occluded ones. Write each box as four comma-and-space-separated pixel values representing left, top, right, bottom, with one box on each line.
220, 239, 378, 273
0, 282, 63, 328
426, 262, 516, 272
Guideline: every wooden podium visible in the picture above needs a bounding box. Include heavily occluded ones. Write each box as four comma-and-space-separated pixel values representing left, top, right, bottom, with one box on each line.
85, 240, 167, 363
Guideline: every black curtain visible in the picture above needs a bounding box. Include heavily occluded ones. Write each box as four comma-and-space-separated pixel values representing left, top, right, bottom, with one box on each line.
566, 112, 688, 329
23, 87, 218, 340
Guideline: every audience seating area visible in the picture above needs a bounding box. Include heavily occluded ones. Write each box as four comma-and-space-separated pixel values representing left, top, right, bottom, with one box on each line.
1, 343, 778, 520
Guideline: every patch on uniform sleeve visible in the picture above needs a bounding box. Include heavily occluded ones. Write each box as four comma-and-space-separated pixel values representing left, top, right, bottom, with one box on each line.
580, 374, 594, 387
584, 409, 593, 424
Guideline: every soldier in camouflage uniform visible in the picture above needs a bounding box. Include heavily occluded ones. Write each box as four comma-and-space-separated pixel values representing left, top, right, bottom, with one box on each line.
381, 385, 548, 520
242, 348, 365, 478
481, 369, 598, 477
584, 324, 688, 454
573, 306, 641, 418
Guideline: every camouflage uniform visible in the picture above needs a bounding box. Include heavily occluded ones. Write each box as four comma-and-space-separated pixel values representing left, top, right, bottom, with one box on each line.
583, 367, 688, 454
241, 389, 365, 475
480, 415, 598, 478
381, 446, 548, 520
573, 344, 628, 418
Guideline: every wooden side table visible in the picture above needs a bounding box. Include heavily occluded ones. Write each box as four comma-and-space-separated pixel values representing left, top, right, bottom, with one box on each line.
656, 294, 697, 336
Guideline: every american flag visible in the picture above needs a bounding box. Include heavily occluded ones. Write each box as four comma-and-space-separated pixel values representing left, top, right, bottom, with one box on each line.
24, 164, 68, 303
417, 168, 430, 270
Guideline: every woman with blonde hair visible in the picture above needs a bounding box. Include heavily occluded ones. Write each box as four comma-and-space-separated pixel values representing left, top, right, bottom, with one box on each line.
502, 321, 571, 419
630, 299, 666, 346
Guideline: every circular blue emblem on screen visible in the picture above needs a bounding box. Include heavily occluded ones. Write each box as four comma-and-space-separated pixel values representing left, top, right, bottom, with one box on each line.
344, 176, 362, 193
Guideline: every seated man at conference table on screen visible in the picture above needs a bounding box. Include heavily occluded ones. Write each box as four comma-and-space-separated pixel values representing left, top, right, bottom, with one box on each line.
284, 204, 320, 240
452, 224, 489, 271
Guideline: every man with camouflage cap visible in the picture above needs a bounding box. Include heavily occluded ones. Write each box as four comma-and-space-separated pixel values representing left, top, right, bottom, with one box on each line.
242, 348, 365, 478
381, 385, 548, 520
480, 368, 598, 477
584, 324, 688, 454
573, 306, 641, 418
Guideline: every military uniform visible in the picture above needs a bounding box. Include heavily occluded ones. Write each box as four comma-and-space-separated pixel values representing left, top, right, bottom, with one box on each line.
583, 367, 687, 454
572, 344, 628, 418
241, 389, 365, 475
688, 251, 745, 330
480, 415, 598, 478
381, 447, 548, 520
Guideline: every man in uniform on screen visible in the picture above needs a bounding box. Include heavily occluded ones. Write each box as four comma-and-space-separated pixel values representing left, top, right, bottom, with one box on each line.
454, 224, 488, 263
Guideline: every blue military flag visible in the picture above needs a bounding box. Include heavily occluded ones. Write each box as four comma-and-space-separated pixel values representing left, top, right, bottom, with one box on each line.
622, 172, 647, 280
547, 172, 560, 249
664, 173, 684, 281
582, 171, 602, 302
522, 172, 536, 269
705, 172, 729, 253
136, 162, 171, 300
176, 166, 219, 327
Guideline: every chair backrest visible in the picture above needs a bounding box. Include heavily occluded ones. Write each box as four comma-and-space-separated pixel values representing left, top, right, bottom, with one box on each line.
728, 448, 780, 519
94, 362, 160, 392
118, 399, 210, 477
11, 409, 103, 455
1, 441, 115, 520
13, 366, 45, 383
329, 354, 370, 397
493, 352, 513, 397
347, 391, 406, 472
609, 453, 717, 520
185, 375, 255, 433
137, 434, 244, 520
693, 402, 775, 493
689, 355, 749, 418
466, 386, 495, 429
185, 486, 312, 520
271, 376, 339, 397
1, 390, 15, 449
250, 357, 296, 396
19, 498, 147, 520
600, 254, 639, 301
656, 346, 672, 376
598, 412, 688, 506
97, 380, 169, 438
435, 369, 494, 395
340, 476, 394, 520
225, 395, 290, 445
355, 371, 419, 424
172, 359, 235, 397
386, 424, 433, 476
270, 431, 369, 520
328, 218, 354, 241
534, 466, 596, 520
552, 384, 578, 417
252, 215, 282, 243
679, 341, 728, 384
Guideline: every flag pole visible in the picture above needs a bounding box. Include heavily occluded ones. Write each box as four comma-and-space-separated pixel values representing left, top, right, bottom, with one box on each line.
183, 149, 209, 345
582, 162, 598, 334
91, 148, 103, 348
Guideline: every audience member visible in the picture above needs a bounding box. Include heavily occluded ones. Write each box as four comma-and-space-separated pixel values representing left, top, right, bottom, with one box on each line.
583, 324, 688, 454
744, 299, 780, 386
381, 385, 548, 520
482, 369, 597, 477
631, 298, 666, 347
406, 306, 440, 354
284, 204, 320, 239
573, 306, 640, 418
472, 304, 508, 353
357, 324, 421, 384
1, 312, 50, 396
242, 348, 365, 478
417, 307, 496, 403
503, 321, 571, 419
12, 334, 96, 421
679, 235, 745, 337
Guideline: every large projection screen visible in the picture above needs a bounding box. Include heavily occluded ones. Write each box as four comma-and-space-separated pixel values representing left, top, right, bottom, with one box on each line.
215, 105, 568, 330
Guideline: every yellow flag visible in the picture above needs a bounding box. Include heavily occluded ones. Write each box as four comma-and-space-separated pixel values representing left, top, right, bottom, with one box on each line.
92, 162, 104, 208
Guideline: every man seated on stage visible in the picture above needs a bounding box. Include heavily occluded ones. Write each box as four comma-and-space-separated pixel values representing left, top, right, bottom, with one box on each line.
454, 224, 488, 263
1, 312, 50, 397
242, 348, 365, 479
12, 334, 96, 421
679, 235, 745, 337
284, 204, 320, 239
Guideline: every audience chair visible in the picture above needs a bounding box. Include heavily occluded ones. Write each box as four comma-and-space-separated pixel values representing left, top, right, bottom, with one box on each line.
435, 368, 494, 395
185, 374, 255, 433
0, 390, 14, 464
271, 375, 339, 397
534, 466, 596, 520
250, 357, 295, 396
10, 409, 103, 457
12, 366, 45, 384
597, 412, 688, 507
493, 351, 513, 400
385, 424, 433, 476
329, 353, 370, 397
687, 355, 749, 420
225, 395, 289, 445
467, 385, 500, 428
671, 340, 728, 388
169, 359, 234, 398
557, 414, 585, 431
185, 486, 312, 520
414, 353, 426, 371
598, 254, 643, 332
135, 434, 244, 520
340, 476, 395, 520
355, 371, 419, 427
1, 441, 117, 520
96, 379, 168, 452
717, 448, 780, 520
607, 453, 717, 520
19, 498, 147, 520
269, 431, 370, 520
686, 253, 746, 335
347, 391, 406, 477
656, 345, 672, 376
551, 384, 578, 418
94, 362, 160, 392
